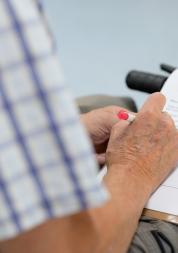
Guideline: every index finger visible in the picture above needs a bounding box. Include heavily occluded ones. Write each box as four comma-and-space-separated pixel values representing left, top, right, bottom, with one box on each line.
140, 92, 166, 114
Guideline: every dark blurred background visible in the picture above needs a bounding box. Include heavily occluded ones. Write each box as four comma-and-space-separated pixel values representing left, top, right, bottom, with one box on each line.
43, 0, 178, 108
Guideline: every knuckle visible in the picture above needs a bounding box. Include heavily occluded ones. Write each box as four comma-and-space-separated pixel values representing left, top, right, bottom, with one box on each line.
160, 114, 175, 130
144, 110, 157, 118
138, 110, 158, 123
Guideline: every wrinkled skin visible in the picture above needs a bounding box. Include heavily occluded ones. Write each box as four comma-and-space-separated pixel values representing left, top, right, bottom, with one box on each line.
81, 106, 125, 165
106, 93, 178, 193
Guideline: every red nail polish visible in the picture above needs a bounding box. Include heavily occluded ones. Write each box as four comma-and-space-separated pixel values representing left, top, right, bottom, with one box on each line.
117, 110, 129, 120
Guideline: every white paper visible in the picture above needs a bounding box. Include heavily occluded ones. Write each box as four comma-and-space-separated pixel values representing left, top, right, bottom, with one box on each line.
146, 69, 178, 215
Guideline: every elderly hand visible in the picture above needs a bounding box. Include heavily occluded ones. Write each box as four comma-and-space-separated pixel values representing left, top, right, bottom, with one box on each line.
106, 93, 178, 195
81, 106, 126, 165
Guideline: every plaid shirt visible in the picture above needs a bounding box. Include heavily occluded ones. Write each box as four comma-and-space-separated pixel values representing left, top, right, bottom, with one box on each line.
0, 0, 108, 240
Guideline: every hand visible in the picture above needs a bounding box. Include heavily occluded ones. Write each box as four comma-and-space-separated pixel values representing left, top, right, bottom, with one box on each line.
81, 106, 125, 165
106, 93, 178, 195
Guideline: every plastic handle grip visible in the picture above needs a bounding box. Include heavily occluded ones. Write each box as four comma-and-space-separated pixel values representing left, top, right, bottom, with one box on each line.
126, 71, 167, 93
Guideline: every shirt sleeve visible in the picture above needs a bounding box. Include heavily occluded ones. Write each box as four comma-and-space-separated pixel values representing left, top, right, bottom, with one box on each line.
0, 0, 109, 240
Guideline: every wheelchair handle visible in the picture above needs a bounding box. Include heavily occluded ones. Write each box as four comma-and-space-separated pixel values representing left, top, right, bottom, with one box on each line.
126, 70, 168, 93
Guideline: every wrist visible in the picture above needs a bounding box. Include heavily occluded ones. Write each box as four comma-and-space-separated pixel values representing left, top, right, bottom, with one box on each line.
105, 164, 153, 216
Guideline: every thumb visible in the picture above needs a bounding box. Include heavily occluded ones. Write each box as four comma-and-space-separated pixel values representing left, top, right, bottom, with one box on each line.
101, 106, 134, 132
106, 120, 131, 166
140, 92, 166, 114
110, 120, 130, 139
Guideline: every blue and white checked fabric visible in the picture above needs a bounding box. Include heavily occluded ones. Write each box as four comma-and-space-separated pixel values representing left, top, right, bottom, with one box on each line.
0, 0, 108, 240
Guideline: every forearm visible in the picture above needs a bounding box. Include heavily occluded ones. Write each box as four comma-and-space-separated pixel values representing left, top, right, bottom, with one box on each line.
92, 165, 152, 253
0, 166, 151, 253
